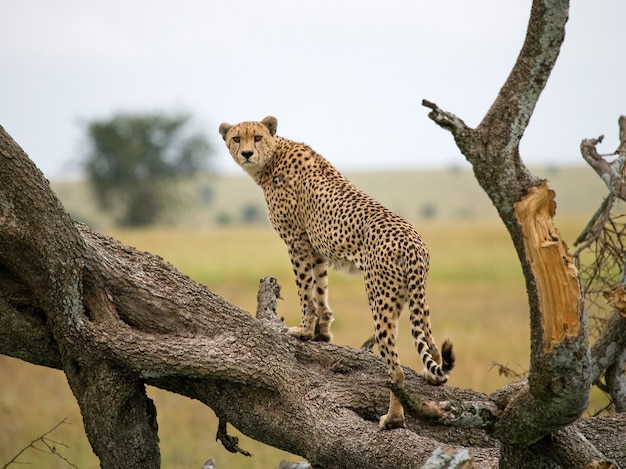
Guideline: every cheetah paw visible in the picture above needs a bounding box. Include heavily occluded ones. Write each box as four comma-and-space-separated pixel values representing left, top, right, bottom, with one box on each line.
422, 368, 448, 385
312, 330, 333, 342
379, 413, 406, 430
287, 326, 315, 341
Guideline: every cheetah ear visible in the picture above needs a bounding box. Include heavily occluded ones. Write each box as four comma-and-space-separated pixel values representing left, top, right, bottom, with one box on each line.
261, 116, 278, 136
218, 123, 232, 141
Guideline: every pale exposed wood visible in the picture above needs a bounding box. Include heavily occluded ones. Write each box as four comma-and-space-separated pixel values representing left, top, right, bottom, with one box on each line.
513, 182, 582, 351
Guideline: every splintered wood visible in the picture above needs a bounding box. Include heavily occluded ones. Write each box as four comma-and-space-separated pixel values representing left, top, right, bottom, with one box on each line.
514, 182, 582, 351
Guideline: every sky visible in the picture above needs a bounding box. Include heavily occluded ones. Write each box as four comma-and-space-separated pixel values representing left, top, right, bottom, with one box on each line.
1, 1, 624, 179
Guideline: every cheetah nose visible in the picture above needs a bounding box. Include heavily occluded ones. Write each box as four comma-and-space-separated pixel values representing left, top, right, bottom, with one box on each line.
241, 151, 253, 160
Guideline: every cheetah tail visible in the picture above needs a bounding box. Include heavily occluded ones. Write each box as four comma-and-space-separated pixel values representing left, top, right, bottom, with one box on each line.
441, 338, 455, 373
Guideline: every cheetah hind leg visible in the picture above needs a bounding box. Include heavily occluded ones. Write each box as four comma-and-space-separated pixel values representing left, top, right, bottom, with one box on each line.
379, 367, 406, 430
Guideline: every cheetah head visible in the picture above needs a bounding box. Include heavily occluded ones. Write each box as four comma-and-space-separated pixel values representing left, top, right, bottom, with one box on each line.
219, 116, 278, 176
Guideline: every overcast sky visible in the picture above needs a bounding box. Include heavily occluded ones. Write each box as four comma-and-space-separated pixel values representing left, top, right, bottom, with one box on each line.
1, 1, 624, 179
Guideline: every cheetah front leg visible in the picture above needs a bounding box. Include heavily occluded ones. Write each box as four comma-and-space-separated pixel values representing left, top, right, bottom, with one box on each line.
310, 255, 333, 341
286, 238, 333, 342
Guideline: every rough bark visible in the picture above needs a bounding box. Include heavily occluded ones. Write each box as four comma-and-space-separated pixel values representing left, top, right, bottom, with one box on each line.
2, 123, 624, 467
0, 126, 161, 468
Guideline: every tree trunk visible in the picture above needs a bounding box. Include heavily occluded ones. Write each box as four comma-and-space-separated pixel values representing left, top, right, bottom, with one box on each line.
421, 0, 623, 466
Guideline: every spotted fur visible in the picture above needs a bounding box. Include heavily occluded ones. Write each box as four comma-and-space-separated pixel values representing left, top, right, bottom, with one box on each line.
219, 116, 455, 429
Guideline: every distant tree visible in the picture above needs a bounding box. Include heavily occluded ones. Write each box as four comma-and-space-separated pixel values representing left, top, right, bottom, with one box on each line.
84, 112, 212, 226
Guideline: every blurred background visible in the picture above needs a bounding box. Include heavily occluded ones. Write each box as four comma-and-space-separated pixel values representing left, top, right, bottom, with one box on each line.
1, 1, 624, 467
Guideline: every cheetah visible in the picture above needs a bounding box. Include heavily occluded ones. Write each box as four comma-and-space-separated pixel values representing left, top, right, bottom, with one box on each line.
219, 116, 455, 429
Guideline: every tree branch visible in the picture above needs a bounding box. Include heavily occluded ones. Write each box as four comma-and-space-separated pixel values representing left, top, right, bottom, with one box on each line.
1, 124, 500, 467
580, 135, 626, 200
577, 118, 626, 413
589, 312, 626, 385
421, 100, 473, 151
479, 0, 569, 148
424, 0, 591, 455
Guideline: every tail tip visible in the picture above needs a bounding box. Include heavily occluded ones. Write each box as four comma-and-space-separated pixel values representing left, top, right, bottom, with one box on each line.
441, 338, 455, 373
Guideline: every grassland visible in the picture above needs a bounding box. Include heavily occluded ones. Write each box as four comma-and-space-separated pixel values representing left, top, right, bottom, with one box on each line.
0, 167, 614, 468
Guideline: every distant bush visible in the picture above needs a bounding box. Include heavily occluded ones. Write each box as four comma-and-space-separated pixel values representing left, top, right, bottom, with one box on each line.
454, 207, 476, 220
420, 203, 437, 220
241, 204, 266, 225
215, 212, 234, 225
199, 184, 214, 206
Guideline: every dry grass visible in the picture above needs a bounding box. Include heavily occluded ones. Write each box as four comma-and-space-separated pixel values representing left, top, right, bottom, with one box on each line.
0, 184, 611, 467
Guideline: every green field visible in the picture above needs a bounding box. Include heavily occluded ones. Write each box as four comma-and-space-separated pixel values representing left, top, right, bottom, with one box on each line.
0, 167, 614, 468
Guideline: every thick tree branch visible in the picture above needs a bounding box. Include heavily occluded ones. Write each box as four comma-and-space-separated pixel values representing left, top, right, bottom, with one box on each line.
2, 124, 503, 467
480, 0, 568, 146
1, 125, 161, 468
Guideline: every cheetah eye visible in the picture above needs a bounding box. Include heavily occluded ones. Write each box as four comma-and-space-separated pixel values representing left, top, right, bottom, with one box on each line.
254, 135, 262, 142
232, 136, 240, 143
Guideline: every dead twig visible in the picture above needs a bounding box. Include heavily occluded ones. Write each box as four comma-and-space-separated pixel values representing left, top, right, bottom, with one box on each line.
1, 419, 77, 469
215, 418, 251, 457
490, 362, 528, 380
